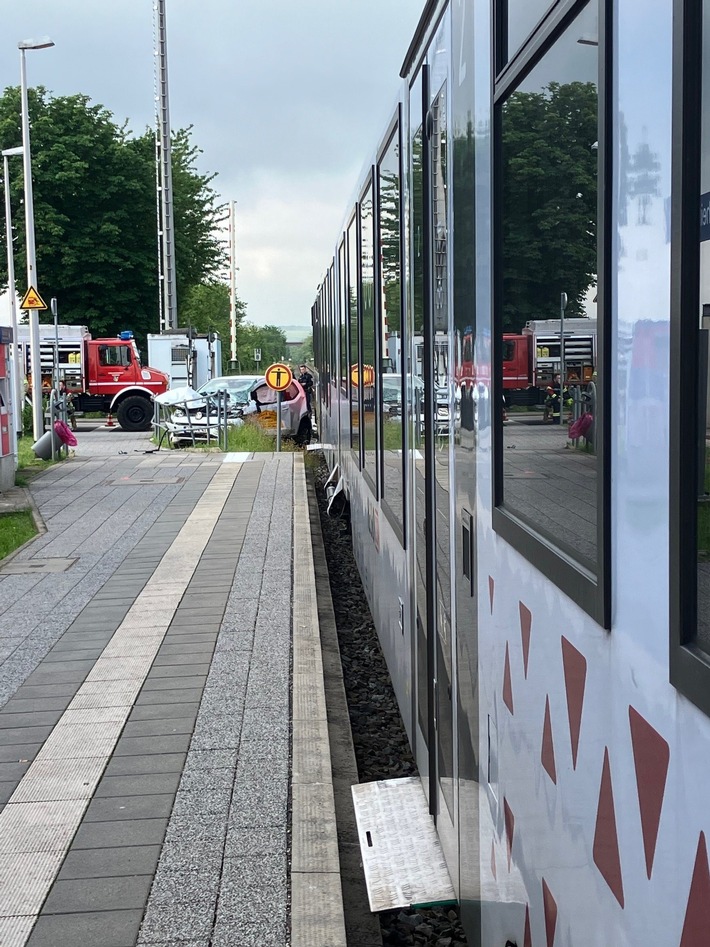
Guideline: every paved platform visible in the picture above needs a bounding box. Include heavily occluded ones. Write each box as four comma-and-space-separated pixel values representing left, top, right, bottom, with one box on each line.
0, 431, 345, 947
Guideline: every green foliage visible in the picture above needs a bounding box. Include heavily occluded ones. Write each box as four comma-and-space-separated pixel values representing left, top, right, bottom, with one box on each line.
501, 81, 598, 332
0, 510, 37, 560
236, 323, 288, 372
290, 333, 313, 367
0, 87, 226, 346
179, 281, 247, 373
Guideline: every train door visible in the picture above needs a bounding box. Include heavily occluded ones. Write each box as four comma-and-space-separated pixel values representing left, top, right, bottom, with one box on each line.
411, 10, 458, 874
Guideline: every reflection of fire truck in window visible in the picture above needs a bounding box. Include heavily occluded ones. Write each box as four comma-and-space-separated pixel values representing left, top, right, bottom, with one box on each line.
502, 318, 597, 404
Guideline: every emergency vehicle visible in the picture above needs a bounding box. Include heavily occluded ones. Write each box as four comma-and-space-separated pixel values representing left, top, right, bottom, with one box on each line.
17, 325, 169, 431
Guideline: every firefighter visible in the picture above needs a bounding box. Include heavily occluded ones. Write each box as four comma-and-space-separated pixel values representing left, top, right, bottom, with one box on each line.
545, 374, 569, 425
58, 379, 78, 432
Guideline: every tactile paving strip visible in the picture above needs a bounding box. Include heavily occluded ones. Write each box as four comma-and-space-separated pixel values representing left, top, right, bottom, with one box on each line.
0, 917, 37, 947
0, 467, 240, 945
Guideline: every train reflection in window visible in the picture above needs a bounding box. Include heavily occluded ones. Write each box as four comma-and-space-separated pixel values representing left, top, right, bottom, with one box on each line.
361, 182, 377, 491
498, 2, 599, 572
378, 126, 405, 532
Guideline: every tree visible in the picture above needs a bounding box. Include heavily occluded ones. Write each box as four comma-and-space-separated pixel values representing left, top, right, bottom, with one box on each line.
236, 323, 287, 372
0, 87, 226, 345
501, 81, 598, 331
291, 333, 313, 366
179, 281, 247, 373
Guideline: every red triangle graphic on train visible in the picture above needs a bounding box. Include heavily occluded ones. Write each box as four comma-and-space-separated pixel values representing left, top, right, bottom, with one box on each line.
593, 747, 625, 908
524, 905, 532, 947
541, 694, 557, 784
503, 642, 514, 714
561, 636, 587, 769
520, 602, 532, 678
504, 797, 515, 871
628, 706, 670, 879
542, 879, 557, 947
680, 832, 710, 946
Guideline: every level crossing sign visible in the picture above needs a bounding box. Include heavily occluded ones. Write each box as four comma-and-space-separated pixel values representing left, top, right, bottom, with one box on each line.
264, 362, 292, 392
20, 286, 47, 310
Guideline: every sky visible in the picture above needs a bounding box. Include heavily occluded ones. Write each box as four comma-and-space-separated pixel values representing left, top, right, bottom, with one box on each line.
0, 0, 424, 329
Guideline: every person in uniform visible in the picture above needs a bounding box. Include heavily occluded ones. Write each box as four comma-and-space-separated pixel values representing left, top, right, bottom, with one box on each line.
298, 364, 314, 416
58, 379, 78, 432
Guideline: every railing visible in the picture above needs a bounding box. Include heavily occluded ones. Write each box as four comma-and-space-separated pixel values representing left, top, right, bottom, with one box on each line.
152, 390, 230, 451
47, 389, 70, 460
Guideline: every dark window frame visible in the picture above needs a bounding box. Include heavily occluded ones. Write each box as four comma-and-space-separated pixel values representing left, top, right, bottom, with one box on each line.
491, 0, 612, 627
347, 210, 362, 467
339, 238, 348, 413
360, 169, 379, 500
377, 109, 407, 548
669, 0, 710, 713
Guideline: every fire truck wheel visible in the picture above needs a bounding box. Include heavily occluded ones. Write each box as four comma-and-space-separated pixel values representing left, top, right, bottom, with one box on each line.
116, 396, 152, 432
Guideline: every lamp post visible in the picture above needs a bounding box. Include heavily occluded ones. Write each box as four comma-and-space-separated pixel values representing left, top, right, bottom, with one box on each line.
19, 36, 54, 441
3, 145, 24, 456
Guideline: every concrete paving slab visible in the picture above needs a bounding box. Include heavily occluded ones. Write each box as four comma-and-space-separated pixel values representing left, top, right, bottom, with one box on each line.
58, 845, 162, 881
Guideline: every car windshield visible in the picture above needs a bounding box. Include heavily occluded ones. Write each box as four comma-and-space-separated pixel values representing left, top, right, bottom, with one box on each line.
199, 376, 260, 403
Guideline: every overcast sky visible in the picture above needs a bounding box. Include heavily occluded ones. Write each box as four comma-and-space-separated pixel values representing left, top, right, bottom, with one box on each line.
1, 0, 423, 329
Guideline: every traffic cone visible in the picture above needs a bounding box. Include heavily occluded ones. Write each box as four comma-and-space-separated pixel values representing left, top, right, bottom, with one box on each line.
106, 412, 116, 428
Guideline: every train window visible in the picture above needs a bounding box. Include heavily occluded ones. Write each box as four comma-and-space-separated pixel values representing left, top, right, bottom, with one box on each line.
671, 0, 710, 713
361, 180, 377, 494
378, 122, 405, 539
501, 0, 557, 67
339, 240, 348, 406
347, 215, 360, 460
494, 0, 608, 622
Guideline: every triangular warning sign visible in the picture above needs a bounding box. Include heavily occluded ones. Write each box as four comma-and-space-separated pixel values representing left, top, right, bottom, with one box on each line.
20, 286, 47, 310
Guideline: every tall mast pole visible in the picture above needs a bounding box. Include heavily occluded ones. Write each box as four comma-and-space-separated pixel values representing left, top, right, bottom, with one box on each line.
154, 0, 177, 330
229, 201, 238, 370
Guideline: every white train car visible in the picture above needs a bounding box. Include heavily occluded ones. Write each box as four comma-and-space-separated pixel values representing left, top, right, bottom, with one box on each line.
312, 0, 710, 943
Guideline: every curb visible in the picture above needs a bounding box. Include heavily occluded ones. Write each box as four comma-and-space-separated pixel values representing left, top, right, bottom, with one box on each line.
306, 468, 383, 947
291, 454, 347, 947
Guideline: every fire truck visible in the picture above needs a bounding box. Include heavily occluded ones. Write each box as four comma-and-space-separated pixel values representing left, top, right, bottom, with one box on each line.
502, 317, 597, 404
17, 325, 169, 431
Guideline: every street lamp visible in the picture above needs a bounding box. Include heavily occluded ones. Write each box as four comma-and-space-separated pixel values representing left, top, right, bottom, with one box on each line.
3, 145, 24, 458
19, 36, 54, 441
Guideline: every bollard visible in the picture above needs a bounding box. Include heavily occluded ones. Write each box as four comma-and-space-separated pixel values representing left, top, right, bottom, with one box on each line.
106, 412, 116, 428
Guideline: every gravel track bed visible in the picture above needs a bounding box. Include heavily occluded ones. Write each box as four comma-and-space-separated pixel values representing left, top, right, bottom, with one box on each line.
313, 459, 467, 947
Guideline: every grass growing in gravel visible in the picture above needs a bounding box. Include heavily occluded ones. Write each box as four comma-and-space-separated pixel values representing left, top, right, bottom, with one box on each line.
0, 510, 37, 560
156, 422, 301, 453
226, 423, 300, 452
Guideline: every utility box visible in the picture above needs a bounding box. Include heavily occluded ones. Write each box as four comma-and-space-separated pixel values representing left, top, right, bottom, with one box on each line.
147, 331, 222, 390
0, 326, 15, 490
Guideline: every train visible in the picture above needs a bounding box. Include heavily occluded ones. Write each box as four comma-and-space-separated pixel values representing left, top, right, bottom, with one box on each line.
311, 0, 709, 944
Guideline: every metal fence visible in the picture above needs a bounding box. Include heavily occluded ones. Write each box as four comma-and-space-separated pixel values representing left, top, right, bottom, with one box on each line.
152, 390, 230, 450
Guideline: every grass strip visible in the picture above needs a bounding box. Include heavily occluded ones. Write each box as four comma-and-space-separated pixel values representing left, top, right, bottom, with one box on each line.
0, 510, 37, 560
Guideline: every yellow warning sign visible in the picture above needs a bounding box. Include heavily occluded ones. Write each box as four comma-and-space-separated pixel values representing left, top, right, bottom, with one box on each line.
20, 286, 47, 311
264, 362, 293, 392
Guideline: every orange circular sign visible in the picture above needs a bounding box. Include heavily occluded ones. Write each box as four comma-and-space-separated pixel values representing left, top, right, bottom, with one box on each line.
351, 364, 375, 387
264, 362, 293, 392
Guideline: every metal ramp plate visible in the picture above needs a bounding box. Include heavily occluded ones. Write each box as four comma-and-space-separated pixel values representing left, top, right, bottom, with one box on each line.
351, 777, 456, 912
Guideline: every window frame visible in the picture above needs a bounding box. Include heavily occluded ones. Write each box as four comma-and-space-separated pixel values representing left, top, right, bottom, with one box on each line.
491, 0, 612, 627
360, 169, 379, 499
346, 210, 362, 466
377, 108, 407, 548
669, 0, 710, 713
